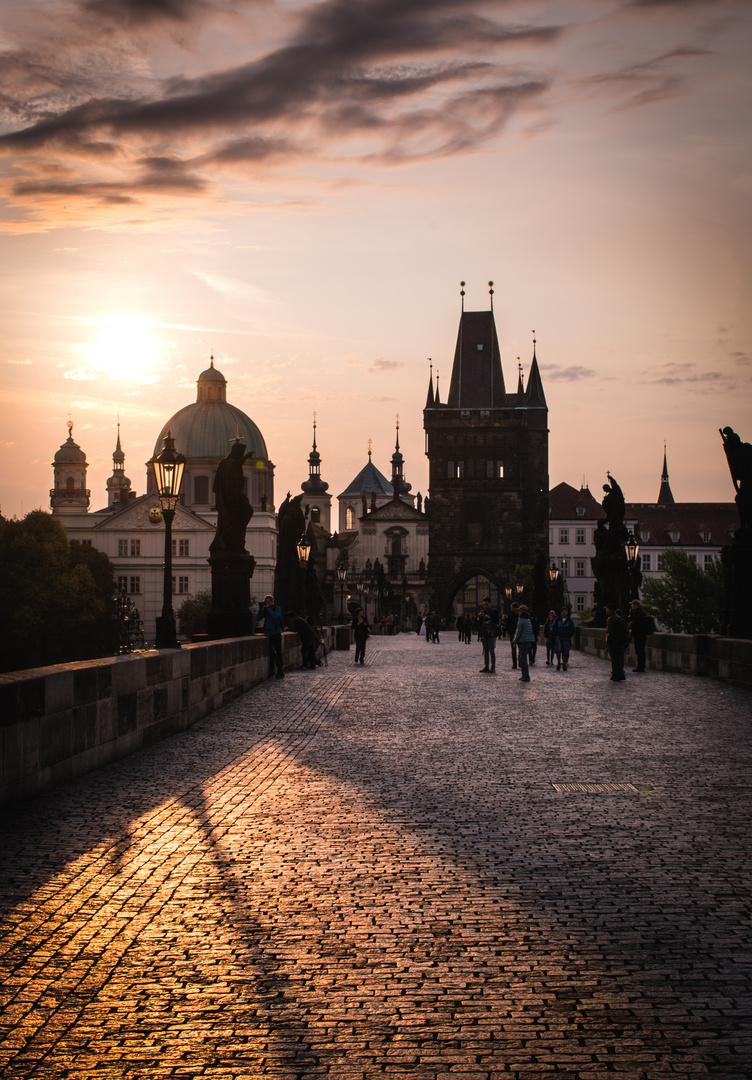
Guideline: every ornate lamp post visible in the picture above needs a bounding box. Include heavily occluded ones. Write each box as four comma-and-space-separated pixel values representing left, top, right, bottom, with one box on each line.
336, 563, 347, 622
624, 529, 641, 602
150, 431, 186, 649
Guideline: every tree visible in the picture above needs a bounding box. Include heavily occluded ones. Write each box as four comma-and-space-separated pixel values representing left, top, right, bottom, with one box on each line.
176, 590, 212, 638
641, 548, 724, 634
0, 510, 116, 672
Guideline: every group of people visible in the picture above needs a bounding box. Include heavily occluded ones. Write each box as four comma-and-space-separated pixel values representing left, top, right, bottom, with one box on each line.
473, 598, 576, 682
258, 595, 327, 677
258, 591, 656, 684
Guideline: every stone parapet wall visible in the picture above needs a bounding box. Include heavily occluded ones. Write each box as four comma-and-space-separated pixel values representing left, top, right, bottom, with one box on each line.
1, 628, 344, 807
579, 627, 752, 690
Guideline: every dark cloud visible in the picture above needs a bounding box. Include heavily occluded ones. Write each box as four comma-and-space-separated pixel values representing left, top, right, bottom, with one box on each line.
369, 358, 406, 373
649, 362, 737, 387
78, 0, 253, 29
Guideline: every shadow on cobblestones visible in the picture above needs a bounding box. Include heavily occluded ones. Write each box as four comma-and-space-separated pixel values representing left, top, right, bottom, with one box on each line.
2, 637, 752, 1078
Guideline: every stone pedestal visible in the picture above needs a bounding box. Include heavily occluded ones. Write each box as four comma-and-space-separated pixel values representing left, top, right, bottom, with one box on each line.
722, 537, 752, 639
207, 552, 256, 639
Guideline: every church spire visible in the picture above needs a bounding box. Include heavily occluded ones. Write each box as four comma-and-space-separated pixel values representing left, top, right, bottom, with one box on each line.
106, 421, 133, 507
516, 359, 524, 396
446, 284, 505, 408
657, 442, 675, 504
425, 359, 435, 408
525, 333, 547, 407
302, 412, 329, 494
390, 414, 411, 499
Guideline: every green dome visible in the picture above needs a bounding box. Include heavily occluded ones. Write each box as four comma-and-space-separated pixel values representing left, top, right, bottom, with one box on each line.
153, 401, 268, 463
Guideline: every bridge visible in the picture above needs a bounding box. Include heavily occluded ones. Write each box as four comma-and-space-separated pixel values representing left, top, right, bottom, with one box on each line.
1, 633, 751, 1076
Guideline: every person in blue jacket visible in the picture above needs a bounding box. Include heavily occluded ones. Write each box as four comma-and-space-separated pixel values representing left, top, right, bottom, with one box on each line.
552, 605, 576, 671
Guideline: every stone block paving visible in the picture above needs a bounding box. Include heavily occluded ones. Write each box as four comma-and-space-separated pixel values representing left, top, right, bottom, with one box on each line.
1, 635, 752, 1079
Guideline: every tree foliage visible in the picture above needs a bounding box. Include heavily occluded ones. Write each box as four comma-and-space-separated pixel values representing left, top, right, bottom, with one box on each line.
640, 548, 724, 634
176, 590, 212, 638
0, 510, 117, 672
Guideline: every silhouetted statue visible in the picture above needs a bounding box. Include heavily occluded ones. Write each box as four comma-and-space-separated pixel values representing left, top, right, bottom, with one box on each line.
721, 427, 752, 538
601, 473, 625, 530
416, 492, 423, 513
274, 493, 307, 614
210, 442, 253, 555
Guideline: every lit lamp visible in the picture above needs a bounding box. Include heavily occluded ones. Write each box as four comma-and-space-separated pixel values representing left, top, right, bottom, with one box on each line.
549, 560, 560, 583
336, 562, 347, 621
150, 431, 186, 649
505, 586, 512, 604
296, 532, 312, 567
624, 529, 641, 602
515, 581, 524, 598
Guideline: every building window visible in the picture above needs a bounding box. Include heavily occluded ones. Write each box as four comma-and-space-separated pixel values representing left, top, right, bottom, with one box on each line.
689, 553, 697, 563
560, 558, 568, 575
130, 539, 140, 556
574, 594, 585, 612
174, 539, 189, 557
129, 576, 141, 594
477, 344, 484, 351
447, 460, 455, 479
704, 553, 715, 569
575, 528, 586, 545
559, 529, 569, 545
311, 507, 320, 523
117, 575, 128, 592
575, 507, 585, 518
497, 462, 504, 479
346, 507, 355, 530
700, 531, 711, 544
657, 552, 665, 572
455, 461, 465, 479
81, 539, 92, 547
641, 553, 652, 572
467, 522, 482, 543
640, 529, 651, 543
194, 476, 209, 503
575, 560, 585, 578
118, 538, 128, 557
668, 530, 680, 543
172, 576, 190, 594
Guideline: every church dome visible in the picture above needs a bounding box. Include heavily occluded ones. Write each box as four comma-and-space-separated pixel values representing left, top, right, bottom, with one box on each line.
152, 361, 268, 463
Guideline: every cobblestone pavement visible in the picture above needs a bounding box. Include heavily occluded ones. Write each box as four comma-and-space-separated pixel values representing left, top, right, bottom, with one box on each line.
2, 636, 752, 1079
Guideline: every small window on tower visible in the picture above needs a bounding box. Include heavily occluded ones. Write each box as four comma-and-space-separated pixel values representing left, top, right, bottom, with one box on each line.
311, 507, 320, 523
346, 507, 355, 530
497, 463, 504, 479
476, 344, 484, 351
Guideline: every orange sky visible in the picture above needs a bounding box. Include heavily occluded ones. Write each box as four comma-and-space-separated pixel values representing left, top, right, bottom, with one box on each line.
1, 0, 750, 518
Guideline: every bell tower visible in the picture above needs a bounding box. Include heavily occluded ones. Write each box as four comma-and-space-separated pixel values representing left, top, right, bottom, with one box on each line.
50, 421, 90, 513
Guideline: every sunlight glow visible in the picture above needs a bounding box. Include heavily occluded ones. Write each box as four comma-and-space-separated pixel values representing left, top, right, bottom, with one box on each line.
86, 316, 163, 385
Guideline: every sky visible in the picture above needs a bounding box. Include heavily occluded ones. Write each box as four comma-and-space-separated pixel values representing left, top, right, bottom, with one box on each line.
0, 0, 750, 520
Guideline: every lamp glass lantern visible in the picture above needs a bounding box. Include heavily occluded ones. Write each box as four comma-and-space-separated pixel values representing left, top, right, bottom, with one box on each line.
625, 530, 640, 566
151, 432, 185, 510
297, 533, 312, 566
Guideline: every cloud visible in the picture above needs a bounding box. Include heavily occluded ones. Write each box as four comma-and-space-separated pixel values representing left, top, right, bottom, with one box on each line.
8, 359, 32, 365
63, 366, 98, 381
370, 395, 398, 402
731, 351, 750, 366
543, 365, 597, 381
368, 358, 406, 373
648, 361, 738, 387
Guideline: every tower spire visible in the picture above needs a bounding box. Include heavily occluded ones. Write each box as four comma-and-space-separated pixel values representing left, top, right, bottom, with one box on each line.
425, 359, 435, 408
657, 441, 675, 504
525, 331, 547, 407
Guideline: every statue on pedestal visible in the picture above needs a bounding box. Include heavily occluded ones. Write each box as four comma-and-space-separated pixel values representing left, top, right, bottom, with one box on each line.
720, 427, 752, 638
207, 441, 256, 638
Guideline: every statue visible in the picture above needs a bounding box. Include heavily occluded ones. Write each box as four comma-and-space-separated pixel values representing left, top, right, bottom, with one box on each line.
210, 442, 254, 555
601, 473, 625, 530
721, 427, 752, 539
274, 493, 307, 614
720, 427, 752, 638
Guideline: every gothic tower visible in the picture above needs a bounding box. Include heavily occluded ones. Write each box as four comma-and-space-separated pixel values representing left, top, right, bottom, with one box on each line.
423, 285, 549, 614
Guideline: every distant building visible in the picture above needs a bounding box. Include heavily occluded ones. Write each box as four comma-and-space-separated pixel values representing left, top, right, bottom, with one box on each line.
423, 294, 549, 616
550, 450, 736, 618
51, 359, 277, 642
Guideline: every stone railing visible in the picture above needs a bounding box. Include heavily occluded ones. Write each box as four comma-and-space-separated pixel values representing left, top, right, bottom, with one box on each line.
1, 627, 348, 807
578, 627, 752, 691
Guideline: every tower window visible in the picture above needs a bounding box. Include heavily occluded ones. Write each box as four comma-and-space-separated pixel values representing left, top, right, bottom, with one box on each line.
346, 507, 355, 530
467, 522, 482, 543
476, 344, 484, 351
311, 507, 320, 523
66, 476, 75, 491
194, 476, 209, 503
455, 461, 464, 479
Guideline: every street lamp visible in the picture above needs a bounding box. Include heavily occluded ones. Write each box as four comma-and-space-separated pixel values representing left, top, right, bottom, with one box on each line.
624, 530, 639, 568
336, 562, 347, 622
515, 581, 524, 598
549, 560, 560, 584
149, 431, 186, 649
296, 532, 311, 567
624, 529, 641, 602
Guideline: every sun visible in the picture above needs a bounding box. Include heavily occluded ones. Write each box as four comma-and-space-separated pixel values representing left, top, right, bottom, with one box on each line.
86, 315, 162, 384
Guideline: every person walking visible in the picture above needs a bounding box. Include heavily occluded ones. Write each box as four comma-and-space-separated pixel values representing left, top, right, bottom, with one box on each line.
543, 609, 557, 665
353, 610, 371, 665
477, 597, 500, 673
605, 603, 628, 681
260, 594, 285, 678
551, 605, 576, 671
628, 599, 654, 672
507, 602, 520, 669
513, 604, 536, 682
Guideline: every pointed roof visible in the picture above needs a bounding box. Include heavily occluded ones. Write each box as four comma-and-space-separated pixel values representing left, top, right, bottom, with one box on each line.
301, 413, 329, 494
390, 417, 411, 497
425, 362, 435, 408
338, 451, 393, 499
446, 309, 506, 409
657, 445, 675, 504
525, 339, 547, 407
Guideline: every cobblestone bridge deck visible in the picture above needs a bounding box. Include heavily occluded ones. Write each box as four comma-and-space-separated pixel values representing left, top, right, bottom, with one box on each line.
1, 634, 751, 1078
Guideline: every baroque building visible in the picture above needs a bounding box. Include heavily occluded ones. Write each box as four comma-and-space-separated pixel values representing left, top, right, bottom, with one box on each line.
423, 289, 549, 616
50, 359, 277, 643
